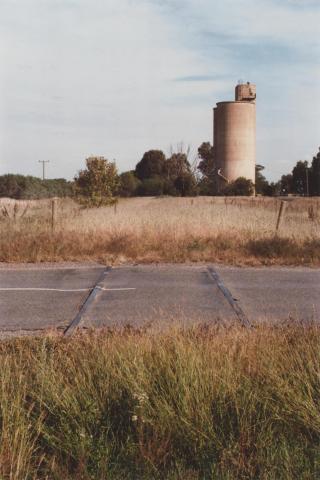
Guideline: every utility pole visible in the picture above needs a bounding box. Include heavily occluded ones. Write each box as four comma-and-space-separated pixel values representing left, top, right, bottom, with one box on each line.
306, 165, 309, 197
38, 160, 50, 180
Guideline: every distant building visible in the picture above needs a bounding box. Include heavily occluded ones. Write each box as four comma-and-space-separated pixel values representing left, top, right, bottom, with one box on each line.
213, 82, 256, 192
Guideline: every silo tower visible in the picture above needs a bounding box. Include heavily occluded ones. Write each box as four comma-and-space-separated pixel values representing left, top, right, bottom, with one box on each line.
213, 81, 256, 193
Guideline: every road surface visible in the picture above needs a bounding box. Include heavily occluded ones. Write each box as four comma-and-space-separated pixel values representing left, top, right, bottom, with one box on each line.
215, 265, 319, 323
0, 264, 318, 335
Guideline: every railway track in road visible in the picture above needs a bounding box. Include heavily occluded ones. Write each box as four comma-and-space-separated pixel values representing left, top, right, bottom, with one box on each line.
63, 265, 252, 337
207, 267, 251, 329
0, 264, 318, 337
64, 267, 112, 337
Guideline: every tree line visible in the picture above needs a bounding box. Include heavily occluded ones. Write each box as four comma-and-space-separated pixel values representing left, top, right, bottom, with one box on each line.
114, 143, 320, 199
278, 153, 320, 196
0, 144, 319, 202
0, 175, 72, 199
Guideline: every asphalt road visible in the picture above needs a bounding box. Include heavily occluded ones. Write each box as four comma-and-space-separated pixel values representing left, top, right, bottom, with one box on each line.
215, 265, 320, 323
0, 264, 318, 335
81, 265, 236, 330
0, 266, 105, 331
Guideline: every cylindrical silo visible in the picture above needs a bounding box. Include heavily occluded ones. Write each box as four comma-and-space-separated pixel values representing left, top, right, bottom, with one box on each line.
214, 100, 256, 186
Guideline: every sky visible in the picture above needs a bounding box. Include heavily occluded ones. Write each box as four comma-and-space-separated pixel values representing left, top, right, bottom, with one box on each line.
0, 0, 319, 181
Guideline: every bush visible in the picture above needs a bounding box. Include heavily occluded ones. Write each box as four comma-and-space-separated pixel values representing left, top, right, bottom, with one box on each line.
138, 176, 165, 196
0, 174, 73, 199
197, 177, 216, 196
223, 177, 254, 196
118, 171, 141, 197
174, 173, 197, 196
162, 180, 179, 196
74, 156, 119, 207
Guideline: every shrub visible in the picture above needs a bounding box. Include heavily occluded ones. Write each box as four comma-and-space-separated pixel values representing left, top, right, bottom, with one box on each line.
138, 176, 165, 196
174, 173, 197, 197
0, 174, 73, 199
74, 156, 119, 207
223, 177, 254, 196
118, 171, 141, 197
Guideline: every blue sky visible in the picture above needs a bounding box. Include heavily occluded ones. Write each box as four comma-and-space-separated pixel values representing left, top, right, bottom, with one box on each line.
0, 0, 319, 181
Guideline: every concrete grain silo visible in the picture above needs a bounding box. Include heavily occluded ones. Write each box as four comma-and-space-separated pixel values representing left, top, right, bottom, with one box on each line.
213, 82, 256, 192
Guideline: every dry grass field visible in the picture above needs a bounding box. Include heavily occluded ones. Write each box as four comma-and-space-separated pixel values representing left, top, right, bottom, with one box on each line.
0, 196, 319, 265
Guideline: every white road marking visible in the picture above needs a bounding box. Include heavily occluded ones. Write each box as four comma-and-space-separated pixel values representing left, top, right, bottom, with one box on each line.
0, 288, 91, 292
96, 287, 136, 291
0, 287, 136, 293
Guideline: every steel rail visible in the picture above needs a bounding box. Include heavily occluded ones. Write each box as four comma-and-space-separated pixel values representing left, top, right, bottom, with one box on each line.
64, 267, 112, 337
207, 267, 252, 328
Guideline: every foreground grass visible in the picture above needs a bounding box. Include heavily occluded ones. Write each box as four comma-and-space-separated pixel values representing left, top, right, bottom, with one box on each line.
0, 324, 319, 479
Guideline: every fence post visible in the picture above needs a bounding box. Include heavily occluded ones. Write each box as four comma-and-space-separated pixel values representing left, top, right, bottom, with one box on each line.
51, 198, 57, 233
13, 203, 18, 224
275, 200, 287, 233
308, 205, 316, 221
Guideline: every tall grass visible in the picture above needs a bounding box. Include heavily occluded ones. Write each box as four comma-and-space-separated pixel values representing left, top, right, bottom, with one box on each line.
0, 196, 319, 264
0, 324, 319, 479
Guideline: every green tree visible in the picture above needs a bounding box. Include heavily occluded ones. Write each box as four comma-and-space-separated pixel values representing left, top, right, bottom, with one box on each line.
42, 178, 73, 198
292, 160, 309, 195
74, 156, 118, 207
223, 177, 254, 196
310, 147, 320, 196
0, 175, 23, 198
265, 181, 281, 196
163, 152, 197, 196
138, 176, 164, 196
197, 142, 217, 195
197, 142, 215, 178
163, 153, 191, 182
135, 150, 166, 180
280, 174, 293, 195
174, 173, 197, 196
255, 165, 270, 195
0, 174, 73, 199
162, 179, 179, 196
118, 171, 141, 197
